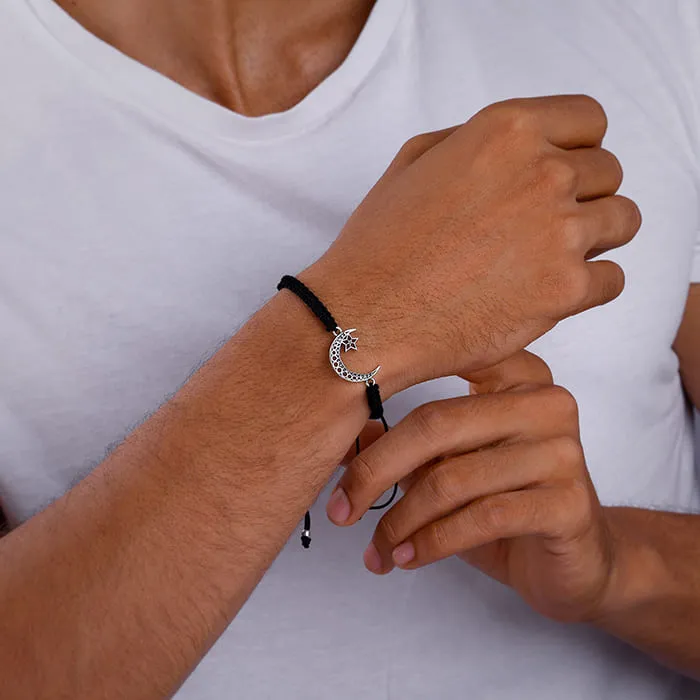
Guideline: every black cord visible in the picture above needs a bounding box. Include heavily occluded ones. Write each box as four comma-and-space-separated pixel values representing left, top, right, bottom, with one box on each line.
364, 381, 395, 509
369, 483, 399, 511
277, 275, 398, 548
277, 275, 338, 333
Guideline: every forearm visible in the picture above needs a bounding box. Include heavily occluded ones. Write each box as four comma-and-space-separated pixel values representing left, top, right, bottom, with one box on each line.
604, 286, 700, 673
0, 289, 376, 699
673, 284, 700, 409
594, 507, 700, 679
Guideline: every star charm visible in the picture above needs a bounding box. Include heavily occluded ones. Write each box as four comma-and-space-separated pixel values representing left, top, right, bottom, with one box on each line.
342, 335, 359, 352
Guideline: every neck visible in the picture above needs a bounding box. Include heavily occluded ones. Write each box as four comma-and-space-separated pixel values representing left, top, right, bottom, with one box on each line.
55, 0, 375, 116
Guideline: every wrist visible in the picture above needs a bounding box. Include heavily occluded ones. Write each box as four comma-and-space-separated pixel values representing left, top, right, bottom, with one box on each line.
172, 287, 371, 487
298, 260, 412, 397
591, 507, 675, 628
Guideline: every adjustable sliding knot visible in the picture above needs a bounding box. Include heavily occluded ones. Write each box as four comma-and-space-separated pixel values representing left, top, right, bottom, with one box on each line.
366, 382, 384, 420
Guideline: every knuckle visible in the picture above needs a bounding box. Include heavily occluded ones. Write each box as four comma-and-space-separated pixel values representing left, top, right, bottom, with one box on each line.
430, 519, 452, 551
471, 496, 511, 536
537, 155, 577, 192
410, 401, 450, 445
570, 480, 594, 529
558, 267, 590, 310
421, 467, 457, 509
541, 265, 589, 313
396, 134, 429, 163
376, 513, 402, 548
554, 482, 591, 537
510, 388, 546, 418
542, 385, 580, 423
549, 501, 573, 538
547, 435, 585, 473
347, 451, 377, 493
560, 213, 585, 250
502, 106, 538, 135
482, 100, 539, 137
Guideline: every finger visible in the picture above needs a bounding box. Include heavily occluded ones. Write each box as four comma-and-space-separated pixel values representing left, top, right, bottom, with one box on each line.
384, 484, 590, 572
482, 95, 607, 149
532, 94, 608, 148
407, 349, 553, 494
576, 195, 641, 254
370, 437, 583, 572
328, 386, 580, 525
464, 350, 553, 395
565, 147, 623, 201
340, 420, 386, 466
572, 260, 626, 314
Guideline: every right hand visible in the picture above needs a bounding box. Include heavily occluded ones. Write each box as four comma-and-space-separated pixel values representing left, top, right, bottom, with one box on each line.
300, 95, 641, 393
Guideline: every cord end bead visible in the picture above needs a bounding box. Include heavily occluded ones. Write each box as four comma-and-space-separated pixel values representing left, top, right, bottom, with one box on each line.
301, 509, 312, 549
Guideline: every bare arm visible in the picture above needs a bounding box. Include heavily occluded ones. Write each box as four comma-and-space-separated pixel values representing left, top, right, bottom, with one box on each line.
587, 284, 700, 677
329, 288, 700, 680
0, 96, 635, 698
0, 290, 378, 699
674, 283, 700, 408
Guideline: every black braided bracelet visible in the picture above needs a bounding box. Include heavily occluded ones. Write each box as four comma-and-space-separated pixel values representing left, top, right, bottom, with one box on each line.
277, 275, 398, 548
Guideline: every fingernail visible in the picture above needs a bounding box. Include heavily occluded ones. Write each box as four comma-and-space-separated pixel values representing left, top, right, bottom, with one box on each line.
326, 486, 351, 524
363, 542, 383, 573
392, 542, 416, 567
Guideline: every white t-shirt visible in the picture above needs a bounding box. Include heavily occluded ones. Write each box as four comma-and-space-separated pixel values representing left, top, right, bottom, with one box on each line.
1, 0, 700, 698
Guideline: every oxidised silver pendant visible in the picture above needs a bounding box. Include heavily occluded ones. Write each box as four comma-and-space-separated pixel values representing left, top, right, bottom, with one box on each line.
329, 328, 381, 384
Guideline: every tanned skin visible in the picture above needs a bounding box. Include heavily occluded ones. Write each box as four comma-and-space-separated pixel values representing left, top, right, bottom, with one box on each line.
0, 0, 696, 696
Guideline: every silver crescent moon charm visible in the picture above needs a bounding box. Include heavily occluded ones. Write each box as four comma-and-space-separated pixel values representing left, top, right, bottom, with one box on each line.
329, 328, 381, 383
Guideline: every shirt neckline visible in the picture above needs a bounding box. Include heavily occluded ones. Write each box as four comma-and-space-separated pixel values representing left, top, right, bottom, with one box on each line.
22, 0, 407, 143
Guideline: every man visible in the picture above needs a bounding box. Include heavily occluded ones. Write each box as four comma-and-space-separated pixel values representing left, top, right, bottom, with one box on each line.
0, 0, 698, 698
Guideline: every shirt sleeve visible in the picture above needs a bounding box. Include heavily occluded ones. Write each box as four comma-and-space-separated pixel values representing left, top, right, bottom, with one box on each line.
693, 232, 700, 283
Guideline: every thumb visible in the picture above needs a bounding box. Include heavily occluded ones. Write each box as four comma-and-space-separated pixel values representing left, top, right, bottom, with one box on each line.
463, 350, 553, 395
340, 419, 387, 466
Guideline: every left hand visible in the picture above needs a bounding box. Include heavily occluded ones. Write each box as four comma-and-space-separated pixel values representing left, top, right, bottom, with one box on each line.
327, 351, 618, 623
